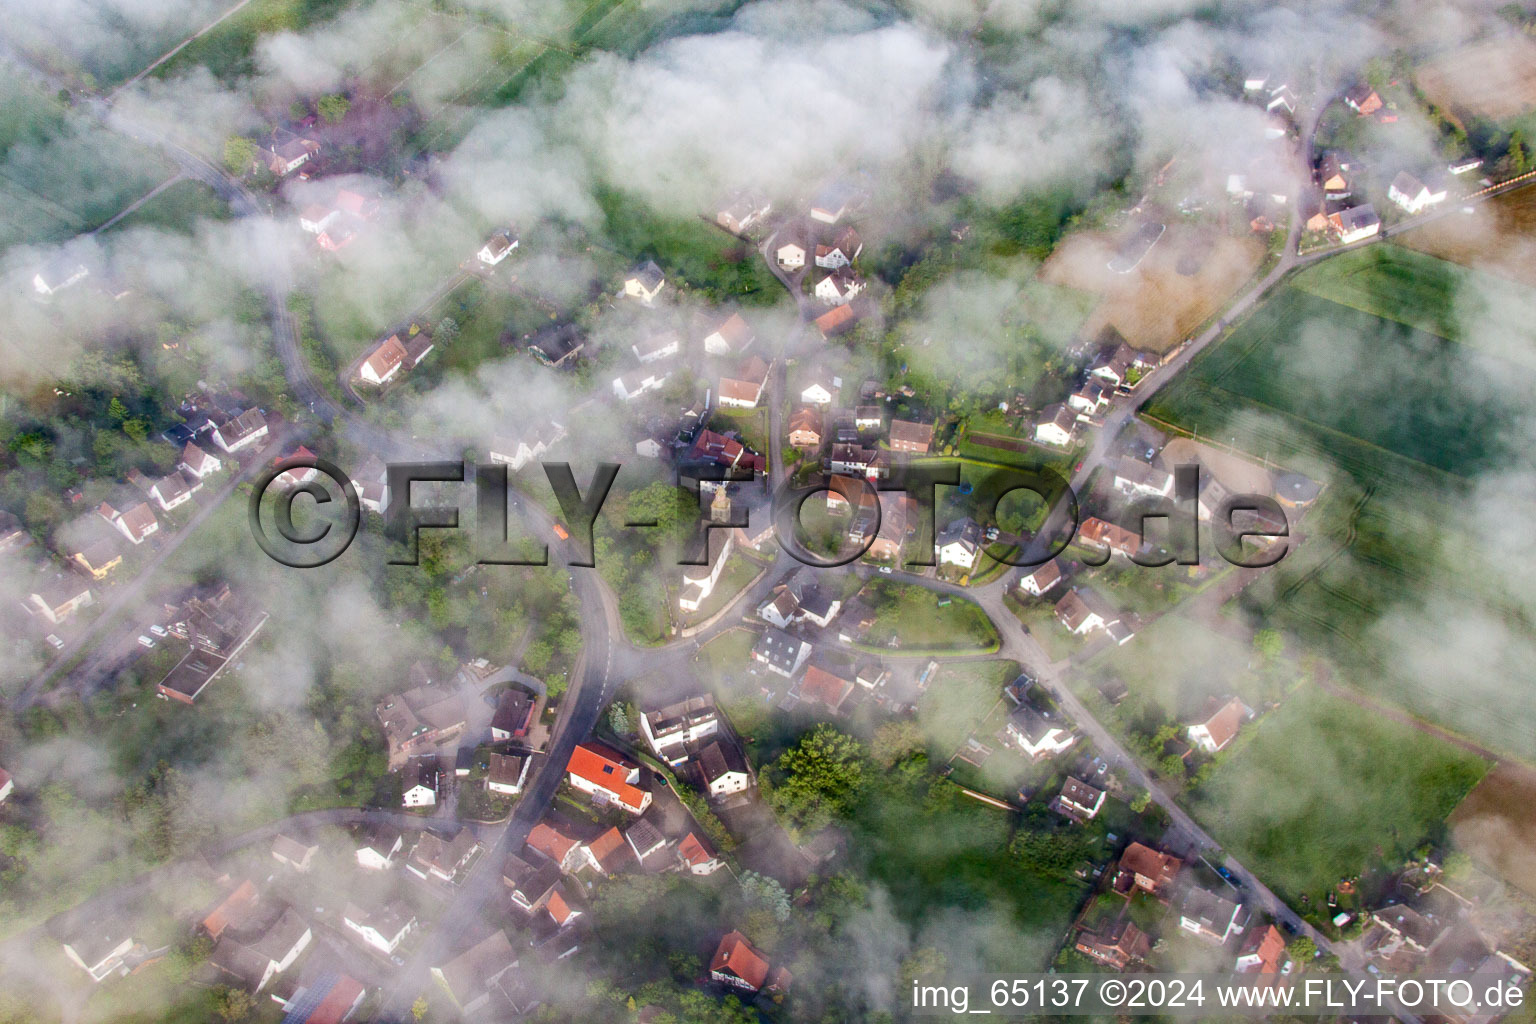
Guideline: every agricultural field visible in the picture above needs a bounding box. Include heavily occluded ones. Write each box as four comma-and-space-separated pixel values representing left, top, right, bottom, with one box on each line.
103, 179, 229, 235
1416, 35, 1536, 124
1193, 686, 1489, 914
1397, 187, 1536, 289
1145, 258, 1536, 761
1041, 224, 1264, 354
0, 70, 172, 250
1450, 764, 1536, 898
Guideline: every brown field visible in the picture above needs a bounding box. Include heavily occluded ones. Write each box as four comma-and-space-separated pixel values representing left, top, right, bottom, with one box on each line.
1397, 186, 1536, 287
1450, 764, 1536, 897
1040, 225, 1263, 354
1417, 35, 1536, 124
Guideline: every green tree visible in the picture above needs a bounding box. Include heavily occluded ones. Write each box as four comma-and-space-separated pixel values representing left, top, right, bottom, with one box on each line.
1510, 130, 1528, 173
318, 93, 350, 123
1130, 789, 1152, 814
1254, 628, 1284, 662
1159, 754, 1188, 779
222, 136, 256, 175
436, 316, 459, 341
739, 870, 790, 921
412, 995, 429, 1020
766, 724, 865, 836
214, 986, 256, 1022
608, 702, 631, 735
1288, 936, 1318, 961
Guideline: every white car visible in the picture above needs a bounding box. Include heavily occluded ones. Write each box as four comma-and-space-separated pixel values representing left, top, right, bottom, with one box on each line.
149, 624, 168, 637
137, 635, 156, 648
878, 565, 893, 574
45, 634, 64, 649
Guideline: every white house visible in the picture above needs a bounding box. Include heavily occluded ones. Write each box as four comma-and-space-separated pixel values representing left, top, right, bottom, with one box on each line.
800, 377, 840, 405
679, 531, 734, 612
1069, 379, 1109, 416
934, 517, 983, 571
814, 228, 863, 269
613, 367, 670, 401
1017, 559, 1063, 597
703, 313, 754, 355
211, 409, 269, 453
1387, 172, 1447, 215
1179, 887, 1246, 944
179, 443, 222, 479
402, 759, 439, 808
1330, 204, 1380, 244
486, 753, 529, 796
775, 238, 806, 269
640, 695, 720, 764
567, 743, 652, 814
1034, 404, 1075, 447
1113, 459, 1174, 500
0, 767, 11, 803
1005, 706, 1076, 760
355, 828, 402, 871
299, 205, 339, 234
33, 260, 89, 297
1187, 697, 1250, 754
343, 902, 416, 955
623, 261, 666, 304
148, 474, 196, 512
477, 228, 519, 266
1058, 777, 1105, 819
814, 269, 864, 306
360, 336, 407, 386
632, 331, 681, 364
698, 739, 752, 798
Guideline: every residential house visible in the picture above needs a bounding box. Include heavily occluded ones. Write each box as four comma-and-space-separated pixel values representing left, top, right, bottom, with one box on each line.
710, 931, 773, 992
490, 689, 534, 742
829, 444, 886, 481
199, 880, 260, 942
0, 767, 11, 803
266, 137, 319, 177
355, 824, 403, 870
1054, 587, 1118, 637
775, 231, 807, 269
800, 375, 840, 405
813, 303, 859, 338
527, 324, 584, 367
376, 684, 467, 770
799, 664, 855, 714
32, 258, 89, 297
814, 227, 863, 269
1329, 204, 1380, 244
61, 923, 137, 983
788, 407, 823, 448
155, 585, 268, 704
888, 418, 933, 454
1180, 886, 1247, 944
503, 852, 562, 912
696, 739, 753, 798
718, 355, 769, 409
1113, 459, 1174, 501
1114, 842, 1183, 899
359, 335, 407, 385
612, 365, 670, 402
640, 694, 721, 765
810, 183, 858, 223
545, 887, 582, 929
1076, 917, 1152, 970
1004, 705, 1076, 760
407, 828, 482, 883
210, 907, 312, 992
275, 974, 365, 1024
1035, 403, 1076, 446
402, 757, 441, 808
526, 822, 595, 874
431, 930, 518, 1016
1345, 83, 1383, 115
487, 422, 567, 473
26, 568, 94, 624
750, 628, 809, 677
1079, 517, 1140, 559
477, 228, 519, 266
623, 261, 666, 304
0, 511, 30, 556
1017, 559, 1063, 597
1317, 151, 1351, 197
1089, 343, 1148, 388
1187, 697, 1250, 754
343, 901, 417, 955
688, 429, 761, 473
632, 330, 681, 364
1267, 85, 1297, 115
677, 832, 724, 875
566, 742, 652, 814
1236, 924, 1290, 973
759, 585, 800, 629
271, 833, 318, 872
798, 585, 841, 627
624, 818, 669, 863
813, 267, 865, 305
1371, 902, 1443, 955
147, 472, 196, 512
1388, 171, 1447, 214
935, 517, 983, 571
210, 408, 269, 453
98, 499, 158, 545
703, 312, 754, 355
587, 826, 632, 875
486, 753, 529, 796
1070, 378, 1110, 416
1057, 777, 1106, 820
853, 406, 882, 431
717, 191, 771, 234
299, 205, 338, 234
179, 442, 222, 479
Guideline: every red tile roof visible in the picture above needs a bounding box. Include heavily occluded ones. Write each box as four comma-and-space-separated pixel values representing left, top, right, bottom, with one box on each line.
527, 823, 580, 865
567, 742, 648, 811
306, 975, 365, 1024
547, 889, 576, 925
1239, 924, 1287, 973
678, 832, 716, 868
711, 930, 770, 990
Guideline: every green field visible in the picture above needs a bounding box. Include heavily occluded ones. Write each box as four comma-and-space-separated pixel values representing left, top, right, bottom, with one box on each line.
105, 179, 229, 235
1193, 687, 1488, 915
858, 580, 1000, 653
1144, 251, 1536, 760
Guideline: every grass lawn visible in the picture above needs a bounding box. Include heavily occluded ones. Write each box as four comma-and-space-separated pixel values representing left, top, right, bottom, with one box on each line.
917, 660, 1018, 754
675, 552, 763, 627
695, 628, 757, 686
1081, 612, 1261, 721
150, 0, 352, 83
1192, 686, 1489, 912
713, 407, 770, 461
856, 579, 1000, 652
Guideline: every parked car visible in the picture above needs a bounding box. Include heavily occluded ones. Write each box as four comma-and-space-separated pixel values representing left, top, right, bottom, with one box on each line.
137, 635, 156, 648
149, 624, 168, 637
45, 634, 64, 649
